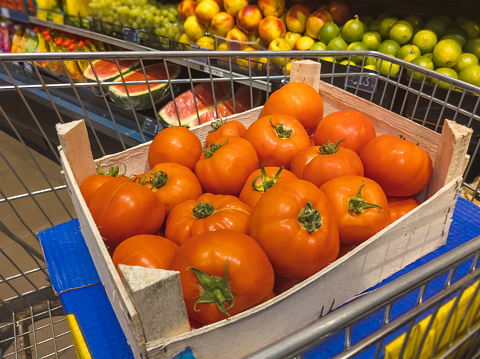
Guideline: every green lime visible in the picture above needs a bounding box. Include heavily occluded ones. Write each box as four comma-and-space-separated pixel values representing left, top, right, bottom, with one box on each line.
377, 12, 395, 21
436, 15, 454, 28
412, 29, 438, 54
362, 15, 374, 26
403, 15, 424, 29
364, 64, 377, 71
441, 28, 468, 46
463, 38, 480, 60
432, 39, 462, 68
365, 57, 377, 66
459, 64, 480, 87
460, 20, 480, 40
311, 41, 327, 51
389, 20, 414, 45
319, 22, 339, 45
347, 41, 368, 64
397, 44, 421, 62
339, 59, 356, 66
428, 67, 458, 88
368, 19, 382, 32
377, 39, 401, 57
327, 36, 348, 51
362, 31, 381, 50
320, 56, 335, 62
375, 59, 400, 76
425, 17, 449, 38
378, 17, 398, 39
342, 16, 365, 43
407, 54, 435, 81
454, 53, 479, 72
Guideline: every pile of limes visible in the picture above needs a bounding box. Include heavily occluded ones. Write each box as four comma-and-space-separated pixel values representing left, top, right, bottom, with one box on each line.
327, 12, 480, 89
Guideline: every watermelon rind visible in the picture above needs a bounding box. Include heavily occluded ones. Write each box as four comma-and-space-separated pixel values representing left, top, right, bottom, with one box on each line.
158, 82, 232, 128
83, 59, 140, 82
108, 63, 181, 111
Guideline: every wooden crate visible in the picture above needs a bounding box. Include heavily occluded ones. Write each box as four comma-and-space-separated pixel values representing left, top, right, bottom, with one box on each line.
56, 61, 473, 359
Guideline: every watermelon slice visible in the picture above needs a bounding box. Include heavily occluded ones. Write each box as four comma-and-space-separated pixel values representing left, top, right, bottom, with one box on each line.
198, 86, 264, 125
83, 59, 139, 82
159, 82, 232, 127
108, 63, 181, 111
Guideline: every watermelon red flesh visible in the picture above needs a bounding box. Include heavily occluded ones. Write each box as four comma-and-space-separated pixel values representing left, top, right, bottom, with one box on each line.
108, 63, 181, 111
197, 86, 264, 125
83, 59, 139, 82
159, 82, 232, 127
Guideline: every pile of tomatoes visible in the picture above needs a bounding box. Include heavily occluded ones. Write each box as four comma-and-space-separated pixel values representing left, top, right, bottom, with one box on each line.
79, 82, 433, 328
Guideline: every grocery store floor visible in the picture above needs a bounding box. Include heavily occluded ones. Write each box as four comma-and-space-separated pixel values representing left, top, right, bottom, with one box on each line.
0, 130, 76, 358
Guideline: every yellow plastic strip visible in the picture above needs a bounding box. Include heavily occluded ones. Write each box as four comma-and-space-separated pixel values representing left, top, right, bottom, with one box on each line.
66, 314, 92, 359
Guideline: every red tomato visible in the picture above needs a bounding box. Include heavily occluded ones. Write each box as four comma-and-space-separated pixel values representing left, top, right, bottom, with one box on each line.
337, 244, 357, 259
194, 136, 259, 196
88, 177, 165, 249
80, 163, 125, 205
238, 165, 298, 208
274, 275, 302, 295
360, 134, 433, 197
165, 193, 252, 245
258, 291, 276, 304
314, 110, 376, 154
244, 114, 311, 169
205, 119, 247, 147
148, 126, 202, 171
388, 196, 421, 223
112, 234, 178, 277
249, 179, 339, 280
290, 141, 364, 188
261, 82, 324, 134
169, 230, 274, 325
138, 162, 203, 216
320, 175, 391, 245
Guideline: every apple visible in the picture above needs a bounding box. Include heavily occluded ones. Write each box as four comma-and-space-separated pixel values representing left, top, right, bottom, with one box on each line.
236, 46, 259, 67
268, 37, 292, 66
305, 9, 333, 39
285, 4, 310, 33
223, 0, 248, 17
179, 33, 196, 45
184, 15, 207, 41
283, 59, 298, 75
258, 15, 287, 46
310, 41, 327, 51
279, 10, 287, 24
226, 27, 249, 49
237, 5, 263, 34
217, 42, 229, 51
258, 0, 285, 17
328, 0, 355, 24
178, 0, 199, 22
195, 0, 220, 25
293, 35, 315, 50
284, 31, 302, 48
210, 12, 235, 37
196, 36, 216, 50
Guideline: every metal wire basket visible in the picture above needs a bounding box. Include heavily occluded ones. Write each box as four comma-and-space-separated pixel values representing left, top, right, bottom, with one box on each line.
0, 49, 479, 358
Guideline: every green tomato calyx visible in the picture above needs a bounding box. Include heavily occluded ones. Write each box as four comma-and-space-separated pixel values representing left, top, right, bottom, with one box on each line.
192, 202, 215, 219
187, 260, 235, 317
209, 118, 227, 133
201, 139, 229, 159
298, 202, 322, 233
348, 181, 383, 214
96, 162, 126, 177
319, 138, 345, 155
270, 117, 292, 139
145, 170, 168, 189
252, 165, 284, 193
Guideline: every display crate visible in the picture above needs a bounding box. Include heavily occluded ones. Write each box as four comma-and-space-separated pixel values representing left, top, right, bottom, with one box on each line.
55, 60, 472, 359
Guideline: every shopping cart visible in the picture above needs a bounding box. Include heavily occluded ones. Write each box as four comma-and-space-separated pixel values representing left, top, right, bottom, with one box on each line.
0, 49, 479, 359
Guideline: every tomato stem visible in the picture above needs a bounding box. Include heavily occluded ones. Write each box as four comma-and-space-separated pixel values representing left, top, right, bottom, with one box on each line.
145, 170, 168, 189
201, 139, 229, 159
252, 165, 284, 193
187, 260, 235, 317
348, 181, 383, 214
270, 117, 292, 139
192, 202, 215, 218
318, 138, 345, 155
208, 118, 227, 133
96, 162, 126, 177
298, 202, 322, 233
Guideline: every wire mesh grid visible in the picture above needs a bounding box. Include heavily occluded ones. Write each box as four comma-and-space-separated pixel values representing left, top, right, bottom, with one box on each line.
0, 49, 479, 358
